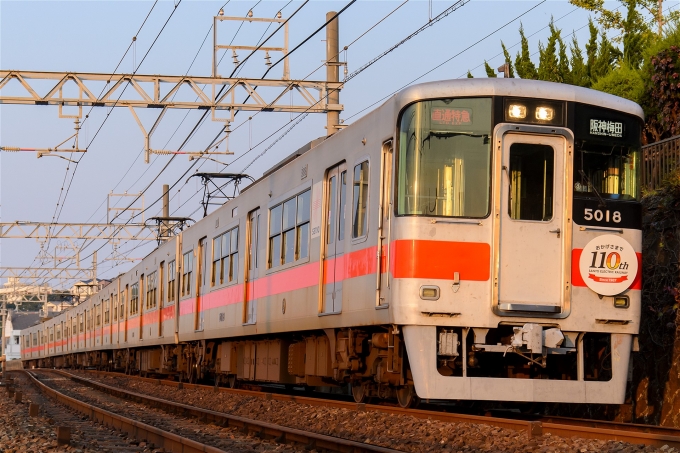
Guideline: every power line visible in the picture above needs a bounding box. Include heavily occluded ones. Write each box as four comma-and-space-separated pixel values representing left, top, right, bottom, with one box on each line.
344, 0, 547, 122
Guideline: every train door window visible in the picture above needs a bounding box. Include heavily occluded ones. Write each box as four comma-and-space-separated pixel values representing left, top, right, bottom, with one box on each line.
120, 288, 127, 319
130, 283, 139, 314
159, 262, 165, 306
268, 204, 283, 268
96, 305, 101, 326
146, 271, 157, 309
508, 144, 554, 221
105, 299, 110, 324
167, 260, 176, 304
327, 175, 337, 245
112, 293, 118, 321
352, 161, 369, 238
182, 251, 193, 296
338, 171, 347, 241
245, 209, 260, 325
296, 190, 311, 259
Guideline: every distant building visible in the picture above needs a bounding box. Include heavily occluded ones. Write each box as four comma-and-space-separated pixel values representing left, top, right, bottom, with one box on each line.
3, 310, 41, 361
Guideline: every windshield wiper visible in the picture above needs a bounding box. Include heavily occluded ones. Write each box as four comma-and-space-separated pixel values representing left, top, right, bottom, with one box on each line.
578, 170, 607, 208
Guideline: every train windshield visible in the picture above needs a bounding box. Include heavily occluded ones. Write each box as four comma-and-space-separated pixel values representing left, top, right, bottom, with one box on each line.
397, 98, 492, 217
574, 141, 641, 201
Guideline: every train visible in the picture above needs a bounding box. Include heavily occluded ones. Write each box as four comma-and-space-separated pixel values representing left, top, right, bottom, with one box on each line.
21, 78, 643, 407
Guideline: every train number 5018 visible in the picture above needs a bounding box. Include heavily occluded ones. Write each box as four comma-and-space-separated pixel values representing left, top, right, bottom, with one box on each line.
583, 208, 621, 223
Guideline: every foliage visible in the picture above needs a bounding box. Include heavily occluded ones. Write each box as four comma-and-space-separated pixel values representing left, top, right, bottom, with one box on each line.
591, 63, 644, 103
643, 45, 680, 142
484, 61, 497, 78
514, 24, 538, 79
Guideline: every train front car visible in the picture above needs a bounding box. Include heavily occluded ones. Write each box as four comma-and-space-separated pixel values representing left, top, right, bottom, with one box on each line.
394, 80, 642, 404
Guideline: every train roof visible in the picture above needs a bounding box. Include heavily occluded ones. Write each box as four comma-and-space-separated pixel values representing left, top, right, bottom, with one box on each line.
393, 78, 644, 120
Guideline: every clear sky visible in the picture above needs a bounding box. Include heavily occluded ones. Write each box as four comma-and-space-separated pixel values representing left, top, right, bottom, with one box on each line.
0, 0, 611, 288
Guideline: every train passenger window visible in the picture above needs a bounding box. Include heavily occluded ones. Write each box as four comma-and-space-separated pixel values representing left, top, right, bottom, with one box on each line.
352, 162, 369, 238
130, 283, 139, 314
146, 272, 158, 309
268, 189, 311, 268
397, 97, 492, 218
508, 143, 554, 221
212, 227, 239, 286
182, 251, 193, 296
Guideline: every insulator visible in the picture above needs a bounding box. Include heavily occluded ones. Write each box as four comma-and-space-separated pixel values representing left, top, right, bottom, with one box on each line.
0, 147, 21, 152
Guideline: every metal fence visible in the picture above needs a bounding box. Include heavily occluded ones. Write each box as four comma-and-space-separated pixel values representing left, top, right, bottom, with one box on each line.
642, 135, 680, 190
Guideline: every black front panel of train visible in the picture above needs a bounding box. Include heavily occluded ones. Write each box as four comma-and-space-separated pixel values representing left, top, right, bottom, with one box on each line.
572, 198, 642, 230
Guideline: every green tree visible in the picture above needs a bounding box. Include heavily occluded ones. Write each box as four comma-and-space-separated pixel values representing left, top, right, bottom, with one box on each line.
538, 21, 562, 82
570, 36, 590, 86
592, 63, 644, 103
585, 18, 600, 84
501, 42, 515, 77
558, 31, 572, 84
484, 61, 497, 77
466, 70, 474, 78
592, 32, 623, 81
515, 24, 538, 79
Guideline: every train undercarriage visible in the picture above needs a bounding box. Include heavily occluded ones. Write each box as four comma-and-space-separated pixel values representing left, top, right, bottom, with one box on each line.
26, 324, 616, 408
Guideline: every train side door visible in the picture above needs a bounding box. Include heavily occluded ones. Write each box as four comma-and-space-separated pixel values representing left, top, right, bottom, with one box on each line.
496, 132, 571, 314
244, 209, 260, 324
377, 141, 393, 307
323, 163, 347, 314
195, 238, 207, 331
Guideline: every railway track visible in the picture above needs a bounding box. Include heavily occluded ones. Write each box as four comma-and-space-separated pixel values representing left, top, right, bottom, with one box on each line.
3, 372, 145, 452
17, 369, 405, 453
67, 369, 680, 450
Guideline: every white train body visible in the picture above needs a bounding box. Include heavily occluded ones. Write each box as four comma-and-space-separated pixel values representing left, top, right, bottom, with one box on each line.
22, 79, 643, 405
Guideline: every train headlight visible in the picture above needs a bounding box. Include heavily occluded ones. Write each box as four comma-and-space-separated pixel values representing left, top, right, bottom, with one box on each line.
535, 106, 555, 121
420, 285, 440, 301
614, 296, 629, 308
508, 104, 527, 119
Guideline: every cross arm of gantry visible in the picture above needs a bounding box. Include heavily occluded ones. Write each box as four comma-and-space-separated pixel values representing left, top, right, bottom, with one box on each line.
0, 71, 344, 113
0, 222, 154, 240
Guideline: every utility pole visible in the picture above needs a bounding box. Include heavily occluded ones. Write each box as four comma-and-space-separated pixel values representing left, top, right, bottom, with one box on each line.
162, 184, 170, 240
326, 11, 340, 136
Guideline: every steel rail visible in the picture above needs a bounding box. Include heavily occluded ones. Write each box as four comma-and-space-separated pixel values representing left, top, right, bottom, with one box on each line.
44, 369, 404, 453
75, 369, 680, 449
21, 370, 226, 453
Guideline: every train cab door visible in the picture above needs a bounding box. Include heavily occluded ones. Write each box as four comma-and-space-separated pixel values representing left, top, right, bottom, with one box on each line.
495, 132, 572, 315
244, 208, 260, 324
323, 163, 347, 314
377, 140, 393, 308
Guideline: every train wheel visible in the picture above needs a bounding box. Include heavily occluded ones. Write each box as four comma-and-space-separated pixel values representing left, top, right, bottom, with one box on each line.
396, 385, 416, 408
351, 382, 367, 403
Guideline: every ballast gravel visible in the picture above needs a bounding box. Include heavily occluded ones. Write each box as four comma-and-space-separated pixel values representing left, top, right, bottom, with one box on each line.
71, 371, 676, 453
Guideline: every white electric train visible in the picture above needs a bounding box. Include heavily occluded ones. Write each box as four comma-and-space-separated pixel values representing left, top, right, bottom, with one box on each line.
21, 79, 643, 407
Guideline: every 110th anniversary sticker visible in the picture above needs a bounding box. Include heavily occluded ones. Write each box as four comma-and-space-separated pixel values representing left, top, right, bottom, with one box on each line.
578, 234, 638, 296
